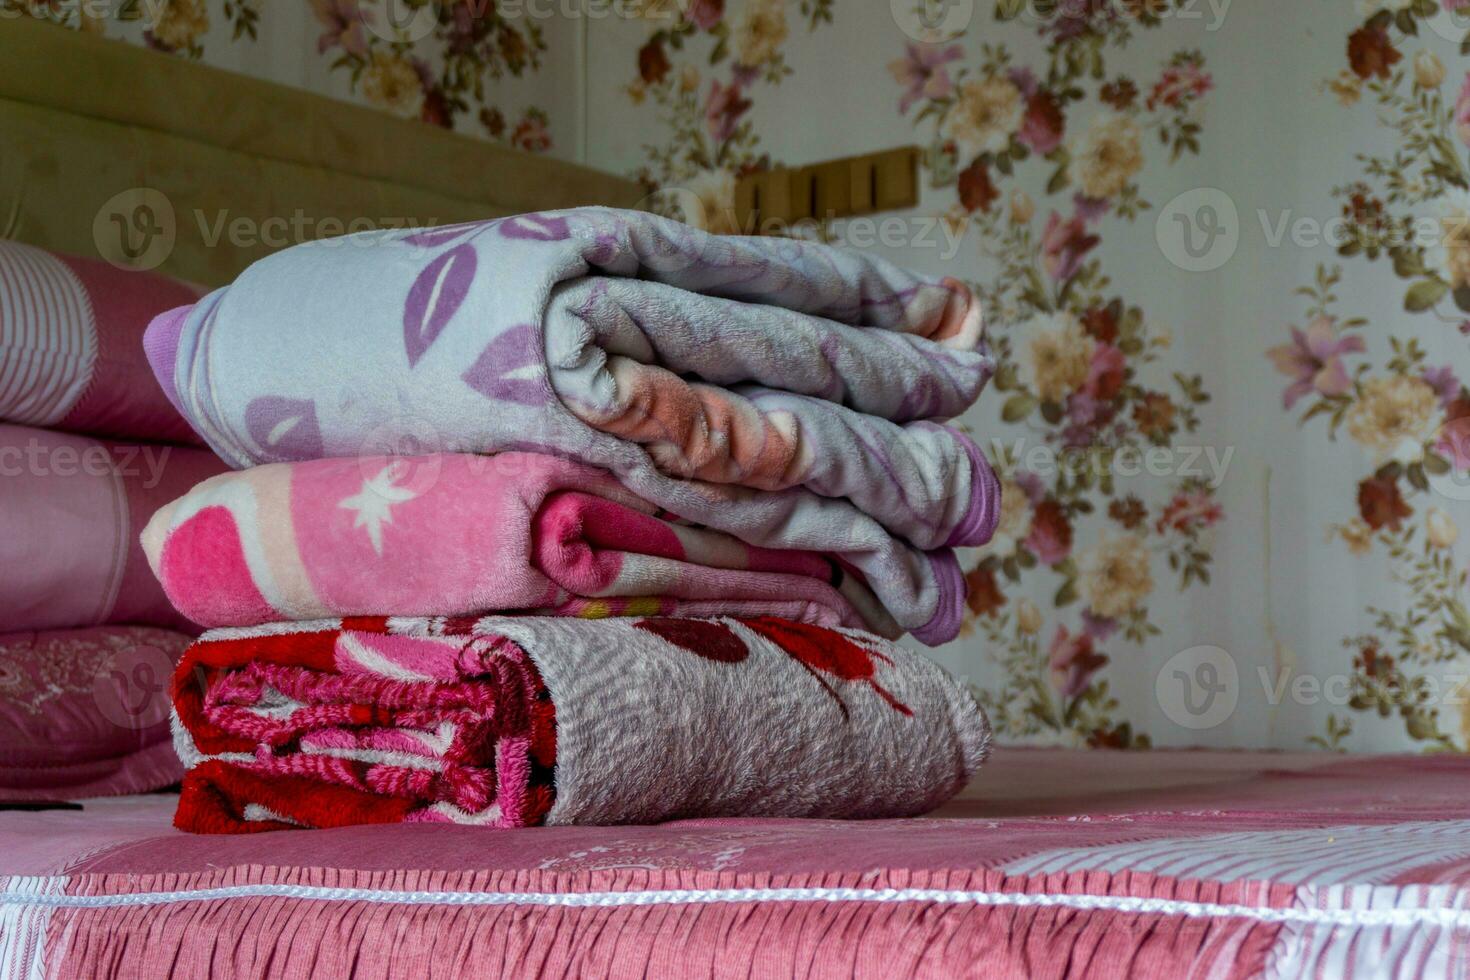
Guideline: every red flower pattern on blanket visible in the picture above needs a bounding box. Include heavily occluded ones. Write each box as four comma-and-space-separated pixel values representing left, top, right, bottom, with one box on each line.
633, 617, 912, 719
634, 618, 750, 664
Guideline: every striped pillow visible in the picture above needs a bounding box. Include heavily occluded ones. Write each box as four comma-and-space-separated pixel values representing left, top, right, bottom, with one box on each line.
0, 240, 204, 444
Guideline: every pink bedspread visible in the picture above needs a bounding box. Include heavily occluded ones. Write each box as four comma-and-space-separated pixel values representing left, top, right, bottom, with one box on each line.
4, 749, 1470, 978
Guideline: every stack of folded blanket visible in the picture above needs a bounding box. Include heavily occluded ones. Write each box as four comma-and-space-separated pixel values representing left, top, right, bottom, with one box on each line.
0, 242, 228, 799
142, 208, 1000, 830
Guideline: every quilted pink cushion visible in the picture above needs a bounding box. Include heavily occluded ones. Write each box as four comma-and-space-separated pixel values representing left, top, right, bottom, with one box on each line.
0, 626, 189, 800
0, 240, 204, 444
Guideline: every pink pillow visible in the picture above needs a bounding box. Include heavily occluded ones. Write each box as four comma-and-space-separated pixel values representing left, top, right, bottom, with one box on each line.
0, 240, 204, 444
0, 423, 226, 633
0, 626, 189, 800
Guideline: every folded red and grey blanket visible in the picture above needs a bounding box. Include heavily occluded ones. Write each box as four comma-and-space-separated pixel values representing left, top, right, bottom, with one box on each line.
171, 616, 988, 832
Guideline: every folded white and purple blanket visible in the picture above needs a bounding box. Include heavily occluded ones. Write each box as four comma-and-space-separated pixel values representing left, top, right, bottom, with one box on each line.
144, 208, 999, 644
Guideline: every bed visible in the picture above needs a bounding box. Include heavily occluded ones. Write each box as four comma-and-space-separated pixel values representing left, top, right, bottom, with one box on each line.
4, 18, 1470, 980
0, 17, 643, 286
4, 748, 1470, 977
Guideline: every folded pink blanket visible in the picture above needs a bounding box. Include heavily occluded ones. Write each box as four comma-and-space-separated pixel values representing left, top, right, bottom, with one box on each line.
141, 451, 907, 637
172, 616, 989, 831
0, 423, 225, 632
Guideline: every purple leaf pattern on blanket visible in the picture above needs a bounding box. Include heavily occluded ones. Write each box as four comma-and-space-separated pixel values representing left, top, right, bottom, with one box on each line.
244, 397, 323, 462
404, 245, 477, 367
461, 323, 550, 406
400, 223, 485, 249
498, 213, 571, 242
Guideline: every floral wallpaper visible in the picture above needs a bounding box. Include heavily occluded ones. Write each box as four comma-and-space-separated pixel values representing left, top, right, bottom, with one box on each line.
305, 0, 551, 145
594, 1, 1226, 749
619, 0, 834, 229
583, 1, 1470, 753
891, 7, 1220, 749
8, 0, 563, 153
1269, 0, 1470, 752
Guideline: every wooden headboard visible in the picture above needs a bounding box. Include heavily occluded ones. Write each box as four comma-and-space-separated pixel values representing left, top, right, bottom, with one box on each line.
0, 17, 644, 285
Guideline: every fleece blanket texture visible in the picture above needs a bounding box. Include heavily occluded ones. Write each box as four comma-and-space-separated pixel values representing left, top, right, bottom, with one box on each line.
171, 616, 989, 832
145, 208, 1000, 645
141, 451, 900, 637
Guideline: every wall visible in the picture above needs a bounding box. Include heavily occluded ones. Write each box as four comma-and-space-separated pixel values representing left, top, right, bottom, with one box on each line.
6, 0, 580, 156
24, 0, 1470, 753
584, 0, 1470, 754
